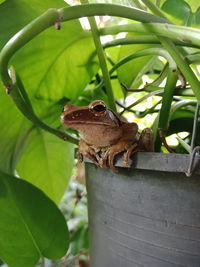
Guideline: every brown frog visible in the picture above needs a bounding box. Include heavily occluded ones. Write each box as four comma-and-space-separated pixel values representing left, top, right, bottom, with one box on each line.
61, 100, 154, 171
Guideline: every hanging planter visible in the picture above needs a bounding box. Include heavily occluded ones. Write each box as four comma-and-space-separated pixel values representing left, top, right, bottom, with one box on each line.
85, 152, 200, 267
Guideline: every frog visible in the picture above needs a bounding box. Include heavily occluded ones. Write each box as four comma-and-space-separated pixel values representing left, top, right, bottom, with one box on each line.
61, 100, 154, 171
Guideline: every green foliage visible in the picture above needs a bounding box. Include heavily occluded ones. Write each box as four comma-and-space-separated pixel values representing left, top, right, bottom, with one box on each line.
0, 170, 69, 266
161, 0, 200, 27
0, 0, 200, 265
117, 41, 155, 88
17, 129, 74, 203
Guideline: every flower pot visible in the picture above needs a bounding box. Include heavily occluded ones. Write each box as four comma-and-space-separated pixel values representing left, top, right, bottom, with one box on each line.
85, 152, 200, 267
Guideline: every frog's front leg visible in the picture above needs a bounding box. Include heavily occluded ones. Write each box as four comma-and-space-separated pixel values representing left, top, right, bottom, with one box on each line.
78, 139, 102, 166
101, 123, 139, 171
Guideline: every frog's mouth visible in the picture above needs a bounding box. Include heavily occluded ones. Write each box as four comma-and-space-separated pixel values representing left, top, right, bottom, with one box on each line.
62, 118, 113, 127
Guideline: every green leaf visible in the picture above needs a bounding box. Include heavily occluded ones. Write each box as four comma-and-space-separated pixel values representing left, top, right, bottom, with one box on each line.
17, 129, 74, 203
32, 32, 98, 102
183, 0, 200, 12
161, 0, 200, 27
0, 170, 69, 266
0, 0, 67, 49
0, 88, 31, 174
117, 39, 154, 88
70, 226, 89, 256
0, 0, 99, 106
12, 22, 98, 106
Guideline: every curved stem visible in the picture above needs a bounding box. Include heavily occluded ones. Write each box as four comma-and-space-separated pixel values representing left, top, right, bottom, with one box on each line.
10, 77, 78, 145
158, 70, 178, 130
141, 0, 168, 19
170, 99, 197, 115
109, 47, 176, 76
140, 0, 200, 104
158, 37, 200, 103
0, 4, 168, 88
103, 35, 200, 49
99, 23, 200, 49
120, 89, 164, 115
0, 2, 199, 147
0, 8, 59, 86
15, 72, 34, 113
131, 0, 145, 10
60, 4, 168, 23
187, 53, 200, 64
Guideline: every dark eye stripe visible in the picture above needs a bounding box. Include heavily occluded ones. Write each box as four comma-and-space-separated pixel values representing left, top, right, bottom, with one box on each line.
93, 104, 106, 112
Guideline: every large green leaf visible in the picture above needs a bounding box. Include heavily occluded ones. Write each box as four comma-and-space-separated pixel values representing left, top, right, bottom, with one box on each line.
0, 88, 31, 174
0, 0, 95, 181
12, 25, 98, 104
0, 0, 99, 106
17, 129, 74, 203
186, 0, 200, 12
0, 0, 69, 174
117, 40, 155, 88
161, 0, 200, 27
0, 170, 69, 267
0, 0, 67, 49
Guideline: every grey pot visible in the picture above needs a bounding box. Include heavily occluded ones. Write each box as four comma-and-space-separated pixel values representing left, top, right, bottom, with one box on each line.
85, 152, 200, 267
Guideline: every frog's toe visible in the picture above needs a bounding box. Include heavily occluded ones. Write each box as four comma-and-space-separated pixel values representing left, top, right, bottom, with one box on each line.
101, 155, 109, 169
123, 143, 138, 167
108, 153, 119, 172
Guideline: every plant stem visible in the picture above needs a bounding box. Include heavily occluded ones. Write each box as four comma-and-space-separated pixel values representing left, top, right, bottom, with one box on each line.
140, 0, 200, 103
158, 37, 200, 104
141, 0, 167, 19
80, 0, 116, 111
99, 23, 200, 49
158, 70, 178, 130
0, 2, 199, 144
156, 0, 161, 7
103, 35, 200, 49
0, 8, 59, 86
10, 79, 78, 144
60, 4, 168, 23
131, 0, 145, 10
109, 47, 176, 76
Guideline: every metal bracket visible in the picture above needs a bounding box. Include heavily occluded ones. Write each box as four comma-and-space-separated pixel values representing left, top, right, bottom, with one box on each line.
186, 146, 200, 177
186, 104, 200, 177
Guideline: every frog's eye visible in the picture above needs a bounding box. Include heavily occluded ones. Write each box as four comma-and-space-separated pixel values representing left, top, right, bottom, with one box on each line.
93, 104, 106, 112
89, 100, 107, 115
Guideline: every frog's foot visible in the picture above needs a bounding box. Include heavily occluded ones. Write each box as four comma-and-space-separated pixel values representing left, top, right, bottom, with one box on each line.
102, 142, 134, 172
78, 140, 101, 166
138, 128, 154, 152
123, 143, 138, 167
101, 148, 120, 172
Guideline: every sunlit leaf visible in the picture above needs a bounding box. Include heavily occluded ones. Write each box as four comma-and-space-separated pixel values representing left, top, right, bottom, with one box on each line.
0, 88, 31, 174
0, 0, 6, 4
184, 0, 200, 12
0, 170, 69, 266
0, 0, 67, 49
117, 38, 155, 88
161, 0, 200, 27
17, 129, 75, 203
